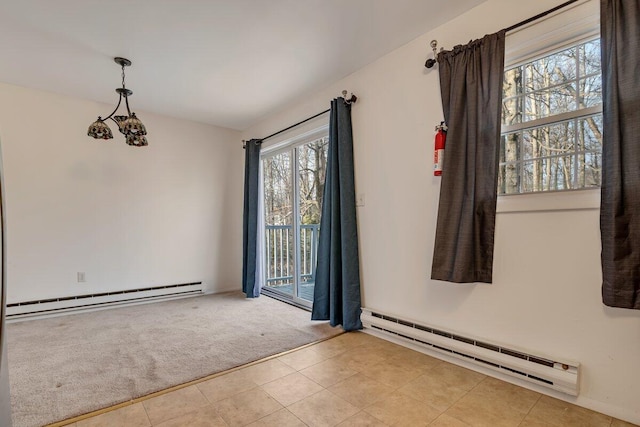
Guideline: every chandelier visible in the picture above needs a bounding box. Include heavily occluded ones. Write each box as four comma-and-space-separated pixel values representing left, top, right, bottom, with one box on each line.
87, 57, 148, 147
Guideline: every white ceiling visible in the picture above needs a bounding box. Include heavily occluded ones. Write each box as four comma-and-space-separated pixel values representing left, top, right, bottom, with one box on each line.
0, 0, 484, 130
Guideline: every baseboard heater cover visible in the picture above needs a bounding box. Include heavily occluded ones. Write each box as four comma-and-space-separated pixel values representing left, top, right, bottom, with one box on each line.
361, 308, 580, 396
7, 282, 204, 318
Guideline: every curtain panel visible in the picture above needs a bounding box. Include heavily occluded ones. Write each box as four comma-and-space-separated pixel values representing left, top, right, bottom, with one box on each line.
311, 98, 362, 331
600, 0, 640, 309
431, 31, 505, 284
242, 139, 262, 298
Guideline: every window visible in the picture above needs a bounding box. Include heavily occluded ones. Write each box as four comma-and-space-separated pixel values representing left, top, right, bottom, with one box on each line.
260, 127, 329, 308
499, 38, 602, 195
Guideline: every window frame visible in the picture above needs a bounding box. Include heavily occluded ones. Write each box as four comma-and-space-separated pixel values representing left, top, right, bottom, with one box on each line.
496, 0, 601, 212
259, 124, 330, 309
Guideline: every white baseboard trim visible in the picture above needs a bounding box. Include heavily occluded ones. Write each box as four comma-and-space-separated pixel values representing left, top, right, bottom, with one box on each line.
6, 285, 204, 323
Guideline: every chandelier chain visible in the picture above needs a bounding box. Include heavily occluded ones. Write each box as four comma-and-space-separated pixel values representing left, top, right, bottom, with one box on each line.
121, 65, 126, 89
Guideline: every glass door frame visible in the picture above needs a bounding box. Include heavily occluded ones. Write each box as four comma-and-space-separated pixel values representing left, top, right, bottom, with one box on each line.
259, 125, 329, 309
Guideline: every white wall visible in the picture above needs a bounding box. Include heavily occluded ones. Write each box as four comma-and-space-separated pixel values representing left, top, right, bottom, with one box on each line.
0, 82, 243, 301
242, 0, 640, 423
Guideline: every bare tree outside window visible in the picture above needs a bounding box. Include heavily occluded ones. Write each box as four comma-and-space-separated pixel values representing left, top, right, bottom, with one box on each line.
499, 39, 602, 194
263, 137, 328, 226
262, 136, 329, 300
263, 152, 293, 226
298, 137, 328, 226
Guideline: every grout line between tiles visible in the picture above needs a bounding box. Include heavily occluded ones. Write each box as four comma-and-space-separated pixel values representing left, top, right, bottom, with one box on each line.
439, 383, 474, 425
516, 392, 543, 427
140, 401, 152, 427
527, 393, 543, 414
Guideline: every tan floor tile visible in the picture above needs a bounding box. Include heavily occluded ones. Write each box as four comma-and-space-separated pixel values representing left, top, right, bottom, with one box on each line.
66, 333, 628, 427
261, 372, 324, 406
77, 404, 150, 427
300, 358, 358, 387
330, 345, 389, 372
524, 395, 612, 427
364, 392, 442, 426
359, 359, 423, 388
213, 387, 282, 427
143, 386, 209, 425
386, 349, 442, 372
308, 338, 352, 358
425, 362, 485, 391
358, 339, 411, 359
337, 410, 390, 426
328, 373, 392, 408
397, 373, 468, 412
278, 346, 328, 371
197, 370, 258, 403
469, 377, 540, 414
238, 359, 296, 385
444, 392, 527, 427
153, 405, 227, 427
247, 408, 306, 427
518, 419, 559, 427
519, 418, 637, 427
428, 413, 471, 426
288, 389, 360, 427
612, 419, 640, 427
331, 331, 382, 348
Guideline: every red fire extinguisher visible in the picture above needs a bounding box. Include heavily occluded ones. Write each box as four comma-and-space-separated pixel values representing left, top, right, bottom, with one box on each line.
434, 121, 447, 176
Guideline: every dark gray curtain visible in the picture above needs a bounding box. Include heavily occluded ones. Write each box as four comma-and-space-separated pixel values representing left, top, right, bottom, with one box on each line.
312, 98, 362, 331
600, 0, 640, 309
431, 31, 505, 283
242, 139, 262, 298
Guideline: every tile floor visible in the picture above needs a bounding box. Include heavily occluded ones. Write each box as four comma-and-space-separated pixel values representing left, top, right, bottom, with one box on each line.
65, 332, 637, 427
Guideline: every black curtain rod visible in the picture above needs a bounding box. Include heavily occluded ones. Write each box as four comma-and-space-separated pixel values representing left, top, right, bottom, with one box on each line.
503, 0, 580, 33
425, 0, 581, 68
261, 109, 330, 142
243, 91, 357, 148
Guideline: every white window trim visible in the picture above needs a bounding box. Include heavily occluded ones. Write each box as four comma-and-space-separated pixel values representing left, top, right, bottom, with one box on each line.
505, 0, 599, 69
497, 0, 600, 212
261, 124, 329, 158
501, 105, 602, 135
497, 187, 600, 213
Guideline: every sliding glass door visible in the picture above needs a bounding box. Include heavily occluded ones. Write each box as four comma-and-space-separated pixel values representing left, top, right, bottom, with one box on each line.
262, 132, 328, 307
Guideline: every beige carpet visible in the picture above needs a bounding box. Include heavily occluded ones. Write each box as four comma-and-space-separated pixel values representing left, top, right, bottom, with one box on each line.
6, 291, 340, 427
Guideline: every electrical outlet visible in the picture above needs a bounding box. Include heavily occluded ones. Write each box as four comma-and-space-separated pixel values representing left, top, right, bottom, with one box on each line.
356, 193, 365, 207
77, 272, 86, 282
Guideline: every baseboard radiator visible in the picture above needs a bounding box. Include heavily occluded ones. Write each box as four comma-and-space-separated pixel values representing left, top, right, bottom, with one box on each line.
6, 282, 204, 319
361, 308, 579, 396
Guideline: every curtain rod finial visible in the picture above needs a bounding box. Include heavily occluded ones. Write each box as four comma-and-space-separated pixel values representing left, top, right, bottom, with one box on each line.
342, 90, 357, 104
425, 40, 439, 68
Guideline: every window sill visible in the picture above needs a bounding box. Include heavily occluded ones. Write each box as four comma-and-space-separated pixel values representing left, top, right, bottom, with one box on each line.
496, 188, 600, 213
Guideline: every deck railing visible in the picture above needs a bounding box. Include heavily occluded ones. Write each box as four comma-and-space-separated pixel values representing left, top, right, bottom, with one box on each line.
265, 224, 319, 286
